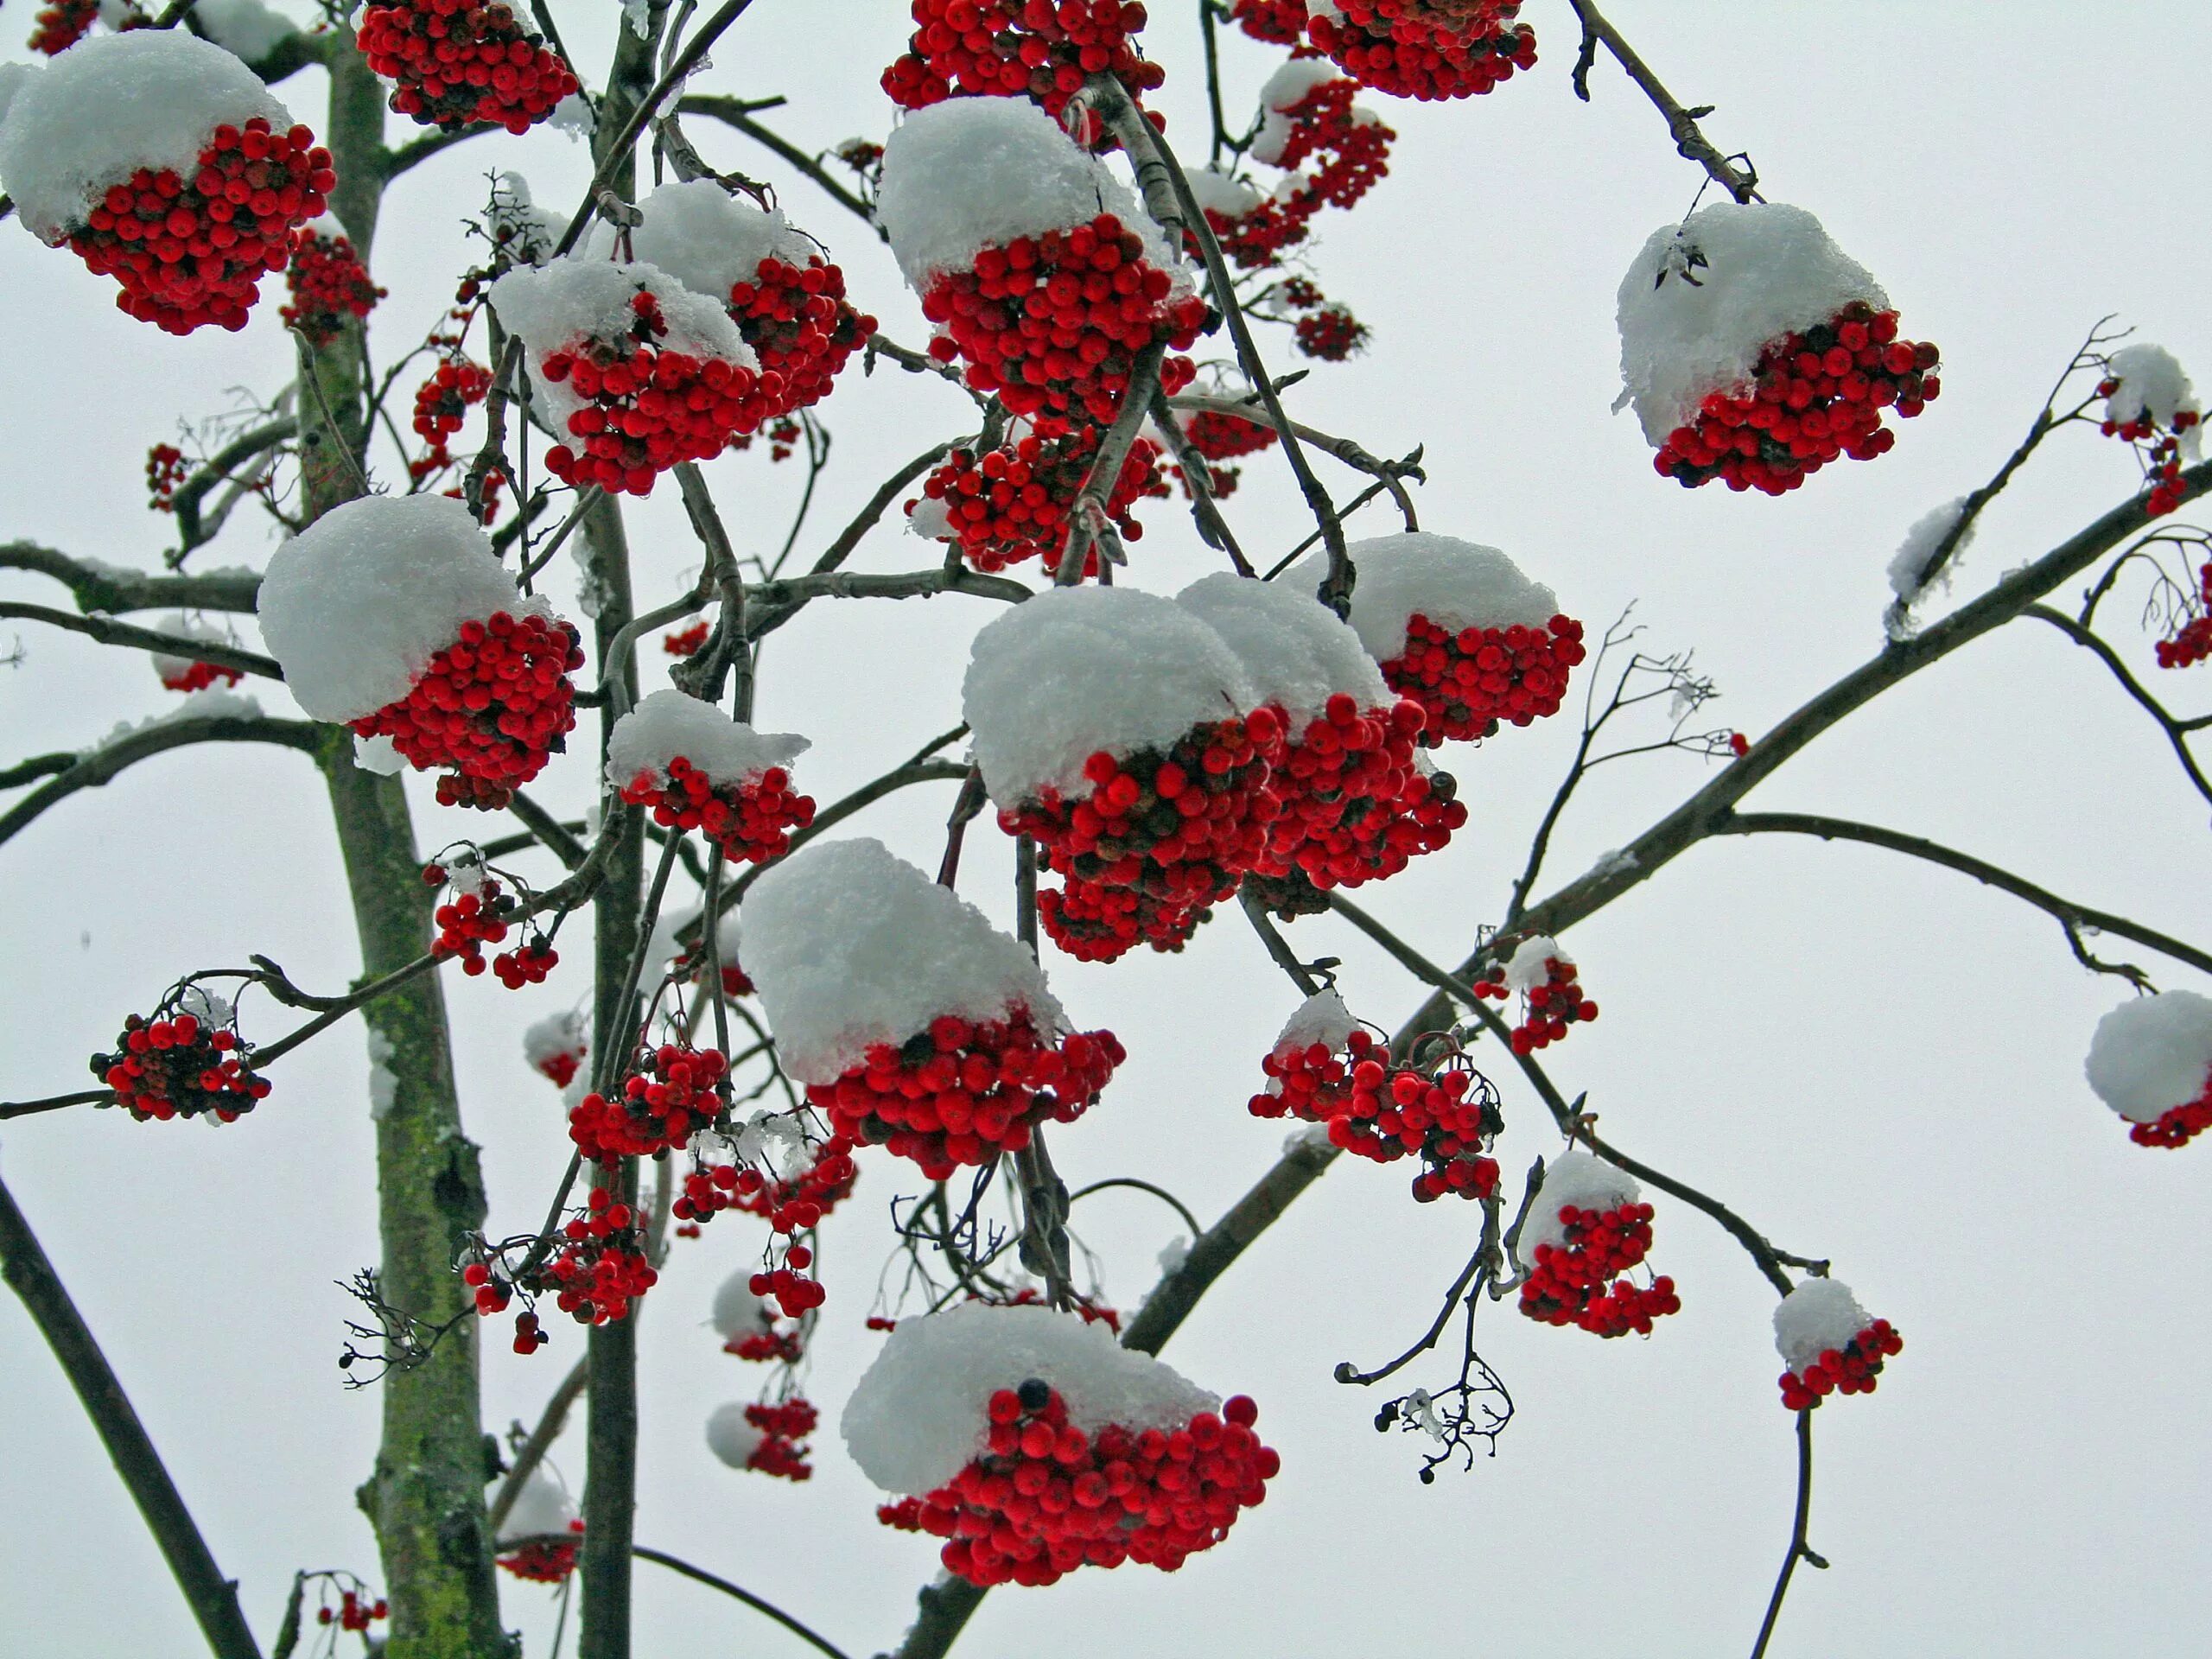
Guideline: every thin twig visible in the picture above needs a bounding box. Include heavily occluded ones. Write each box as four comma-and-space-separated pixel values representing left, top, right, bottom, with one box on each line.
1749, 1408, 1827, 1659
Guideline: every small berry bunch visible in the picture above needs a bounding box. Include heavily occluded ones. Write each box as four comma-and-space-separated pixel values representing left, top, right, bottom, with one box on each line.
497, 1521, 582, 1582
1473, 944, 1598, 1054
1250, 1020, 1379, 1127
920, 219, 1206, 433
1262, 73, 1395, 212
740, 1398, 818, 1480
1779, 1318, 1904, 1411
749, 1248, 827, 1319
423, 861, 558, 984
2099, 374, 2202, 518
728, 415, 804, 461
915, 428, 1167, 575
1380, 611, 1586, 743
2155, 562, 2212, 671
28, 0, 102, 58
1654, 303, 1942, 494
1293, 302, 1368, 361
352, 609, 585, 810
882, 0, 1166, 127
1229, 0, 1308, 46
145, 443, 188, 513
616, 753, 816, 866
151, 617, 245, 694
1307, 1, 1537, 103
537, 1184, 659, 1325
90, 999, 269, 1124
1173, 407, 1276, 499
1034, 870, 1207, 962
1256, 692, 1464, 894
1205, 190, 1316, 270
569, 1042, 730, 1163
2126, 1070, 2212, 1149
539, 289, 779, 496
886, 1382, 1279, 1586
1775, 1278, 1902, 1410
809, 1013, 1123, 1180
1338, 1053, 1503, 1202
315, 1586, 389, 1634
727, 254, 877, 418
409, 356, 492, 480
69, 118, 336, 335
357, 2, 580, 135
523, 1011, 587, 1088
1518, 1158, 1679, 1338
280, 222, 385, 346
662, 620, 711, 658
716, 1134, 859, 1234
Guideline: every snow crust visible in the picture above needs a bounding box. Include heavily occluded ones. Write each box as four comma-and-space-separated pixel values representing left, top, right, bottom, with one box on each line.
1294, 532, 1559, 663
710, 1269, 769, 1340
1773, 1277, 1873, 1375
739, 838, 1065, 1085
1887, 493, 1975, 617
86, 686, 263, 753
588, 179, 817, 303
1186, 165, 1263, 219
1176, 572, 1389, 725
496, 1471, 575, 1544
148, 613, 233, 683
522, 1010, 587, 1071
1273, 987, 1357, 1056
963, 586, 1253, 804
353, 734, 405, 775
1503, 934, 1565, 993
1519, 1150, 1639, 1265
365, 1028, 397, 1122
2084, 990, 2212, 1124
705, 1402, 763, 1469
257, 495, 544, 723
605, 690, 810, 791
841, 1300, 1218, 1497
0, 30, 293, 245
2104, 344, 2202, 459
1616, 202, 1889, 446
194, 0, 300, 62
876, 97, 1176, 289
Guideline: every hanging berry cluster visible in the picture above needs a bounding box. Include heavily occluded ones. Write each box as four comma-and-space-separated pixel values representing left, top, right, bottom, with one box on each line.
728, 254, 878, 418
1654, 304, 1942, 495
68, 118, 335, 335
423, 860, 558, 985
880, 1383, 1279, 1586
1473, 950, 1598, 1053
533, 1184, 658, 1326
145, 443, 188, 512
1292, 302, 1370, 361
1205, 72, 1395, 271
280, 223, 384, 346
1171, 408, 1275, 498
90, 1002, 269, 1123
1230, 0, 1307, 46
497, 1522, 582, 1582
315, 1586, 389, 1634
662, 620, 711, 658
616, 754, 816, 866
1519, 1195, 1680, 1338
679, 1133, 858, 1235
1038, 871, 1208, 959
409, 356, 492, 480
1255, 692, 1465, 895
882, 0, 1166, 127
353, 610, 584, 810
1340, 1052, 1503, 1202
27, 0, 99, 58
916, 428, 1168, 575
1381, 612, 1586, 743
739, 1399, 819, 1480
1307, 1, 1537, 102
2158, 561, 2212, 671
357, 1, 580, 135
1778, 1318, 1904, 1411
809, 1013, 1123, 1180
156, 651, 243, 695
2124, 1070, 2212, 1149
2099, 373, 2202, 518
728, 416, 804, 461
568, 1041, 730, 1163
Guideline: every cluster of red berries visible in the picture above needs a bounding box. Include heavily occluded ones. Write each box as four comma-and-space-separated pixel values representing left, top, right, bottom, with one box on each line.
68, 118, 335, 335
728, 415, 804, 461
157, 648, 243, 695
1473, 953, 1598, 1054
498, 1521, 582, 1582
1293, 303, 1368, 361
917, 429, 1167, 575
540, 290, 779, 495
353, 609, 584, 811
616, 754, 816, 866
410, 356, 492, 479
715, 1135, 859, 1234
539, 1185, 659, 1325
1340, 1056, 1503, 1201
2098, 377, 2202, 518
1309, 1, 1537, 102
1519, 1198, 1680, 1338
750, 1253, 827, 1319
1206, 191, 1317, 270
145, 443, 188, 512
2127, 1075, 2212, 1149
357, 1, 580, 135
1171, 407, 1275, 496
424, 865, 511, 971
1267, 76, 1395, 207
880, 1382, 1278, 1586
808, 1012, 1123, 1179
727, 256, 877, 418
280, 225, 385, 346
662, 620, 711, 658
882, 1, 1166, 127
28, 0, 101, 57
1255, 693, 1463, 894
1037, 872, 1208, 959
2155, 562, 2212, 671
1778, 1317, 1903, 1410
1381, 612, 1586, 743
1250, 1021, 1375, 1125
1230, 0, 1306, 46
739, 1399, 818, 1480
568, 1042, 729, 1163
1655, 305, 1941, 494
921, 219, 1206, 433
315, 1589, 388, 1633
1007, 714, 1282, 963
728, 1323, 805, 1364
91, 1007, 268, 1123
531, 1036, 584, 1089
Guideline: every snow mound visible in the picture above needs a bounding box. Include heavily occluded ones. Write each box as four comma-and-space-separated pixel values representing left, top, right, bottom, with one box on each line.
2084, 990, 2212, 1124
1887, 494, 1975, 613
1250, 59, 1341, 166
739, 838, 1065, 1085
522, 1010, 586, 1071
353, 734, 405, 775
194, 0, 301, 63
876, 97, 1176, 289
706, 1402, 763, 1469
710, 1268, 769, 1339
586, 178, 817, 304
257, 495, 547, 723
2104, 343, 2202, 457
841, 1300, 1218, 1497
1176, 572, 1389, 725
963, 585, 1254, 804
1773, 1277, 1873, 1375
1617, 202, 1889, 446
0, 29, 294, 245
1520, 1150, 1639, 1264
496, 1471, 575, 1544
1294, 532, 1559, 663
1503, 934, 1565, 993
1185, 165, 1263, 219
489, 173, 563, 268
605, 690, 810, 791
1272, 988, 1357, 1056
148, 613, 234, 683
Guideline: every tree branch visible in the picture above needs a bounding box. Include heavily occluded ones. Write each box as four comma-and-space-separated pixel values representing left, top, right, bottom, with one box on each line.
633, 1546, 852, 1659
2025, 603, 2212, 810
0, 542, 260, 614
675, 96, 881, 235
1749, 1408, 1827, 1659
0, 601, 283, 681
0, 714, 321, 849
1565, 0, 1760, 202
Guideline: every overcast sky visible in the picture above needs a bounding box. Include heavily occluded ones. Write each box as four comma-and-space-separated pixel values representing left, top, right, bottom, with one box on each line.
3, 4, 2209, 1656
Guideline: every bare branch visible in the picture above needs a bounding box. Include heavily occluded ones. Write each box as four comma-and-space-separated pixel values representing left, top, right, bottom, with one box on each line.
634, 1546, 853, 1659
0, 542, 260, 614
0, 713, 321, 850
0, 601, 283, 681
1749, 1409, 1828, 1659
676, 96, 882, 235
2026, 602, 2212, 810
1565, 0, 1761, 202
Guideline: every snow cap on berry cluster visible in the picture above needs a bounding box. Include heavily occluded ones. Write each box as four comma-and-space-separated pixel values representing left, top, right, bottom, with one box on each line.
194, 0, 302, 64
1185, 165, 1265, 219
2103, 344, 2202, 454
584, 179, 818, 305
1176, 573, 1390, 725
605, 690, 809, 791
495, 1471, 576, 1545
1503, 934, 1566, 993
1295, 532, 1560, 663
841, 1300, 1219, 1496
1773, 1277, 1873, 1376
876, 96, 1178, 291
257, 495, 550, 722
1249, 58, 1344, 167
148, 613, 235, 685
710, 1268, 769, 1340
1273, 987, 1357, 1056
963, 585, 1255, 804
1616, 202, 1890, 446
522, 1010, 586, 1071
486, 257, 759, 432
705, 1401, 764, 1468
1519, 1149, 1640, 1265
739, 837, 1065, 1084
2083, 990, 2212, 1125
0, 29, 296, 245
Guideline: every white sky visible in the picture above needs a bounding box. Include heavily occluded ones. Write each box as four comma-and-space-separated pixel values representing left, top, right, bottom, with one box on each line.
2, 4, 2209, 1656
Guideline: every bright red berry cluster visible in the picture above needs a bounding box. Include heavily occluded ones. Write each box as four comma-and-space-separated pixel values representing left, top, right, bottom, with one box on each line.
1037, 872, 1209, 959
157, 655, 243, 695
425, 864, 510, 972
728, 255, 877, 417
1293, 303, 1368, 361
751, 1253, 828, 1319
882, 1382, 1278, 1586
145, 442, 188, 512
1338, 1055, 1503, 1201
662, 620, 711, 658
917, 428, 1167, 575
68, 118, 335, 335
91, 1007, 268, 1123
1474, 953, 1598, 1053
617, 754, 816, 866
410, 356, 492, 479
1655, 304, 1941, 494
921, 218, 1206, 433
1519, 1199, 1680, 1338
280, 225, 385, 346
353, 609, 584, 811
1250, 1022, 1377, 1126
882, 0, 1166, 126
2155, 563, 2212, 671
315, 1588, 389, 1633
2099, 375, 2202, 518
1778, 1319, 1904, 1411
1255, 692, 1463, 893
1168, 407, 1276, 498
1308, 0, 1536, 102
357, 1, 580, 135
569, 1042, 729, 1163
1268, 73, 1395, 209
728, 1323, 805, 1364
737, 1399, 818, 1480
498, 1521, 582, 1582
693, 1134, 859, 1234
809, 1012, 1123, 1179
540, 291, 778, 495
538, 1185, 658, 1325
1381, 611, 1586, 743
2126, 1073, 2212, 1148
27, 0, 99, 57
